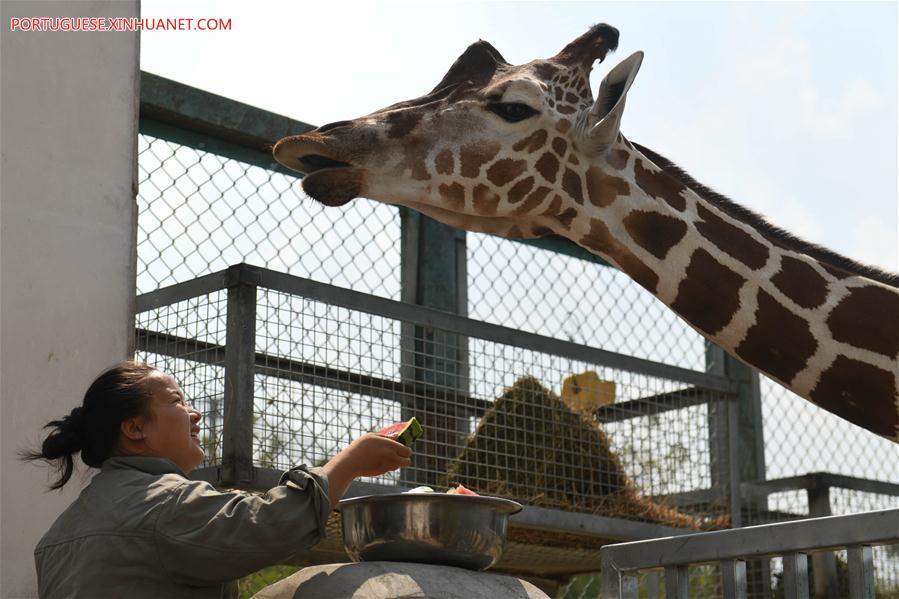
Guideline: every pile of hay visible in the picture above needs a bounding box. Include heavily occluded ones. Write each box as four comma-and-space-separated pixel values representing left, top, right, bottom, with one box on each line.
444, 376, 726, 532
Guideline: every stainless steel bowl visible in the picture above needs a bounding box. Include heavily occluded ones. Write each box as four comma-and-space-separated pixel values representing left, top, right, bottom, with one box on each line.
338, 493, 523, 571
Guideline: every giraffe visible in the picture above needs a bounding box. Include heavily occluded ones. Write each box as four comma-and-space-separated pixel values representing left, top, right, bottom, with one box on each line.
272, 24, 899, 441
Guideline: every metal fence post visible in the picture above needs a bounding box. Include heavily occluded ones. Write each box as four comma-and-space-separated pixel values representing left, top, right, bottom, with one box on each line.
808, 483, 840, 598
706, 343, 769, 595
400, 209, 469, 486
221, 264, 258, 487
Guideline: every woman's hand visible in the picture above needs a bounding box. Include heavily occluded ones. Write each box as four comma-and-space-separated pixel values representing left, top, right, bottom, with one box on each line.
321, 433, 412, 507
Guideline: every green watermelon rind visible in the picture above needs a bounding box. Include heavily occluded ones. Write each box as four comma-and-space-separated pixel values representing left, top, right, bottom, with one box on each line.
378, 417, 423, 446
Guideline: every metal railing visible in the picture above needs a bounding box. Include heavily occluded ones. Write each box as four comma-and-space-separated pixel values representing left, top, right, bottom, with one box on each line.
599, 508, 899, 599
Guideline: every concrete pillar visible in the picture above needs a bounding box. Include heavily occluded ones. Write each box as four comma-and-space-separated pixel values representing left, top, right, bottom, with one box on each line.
1, 1, 139, 596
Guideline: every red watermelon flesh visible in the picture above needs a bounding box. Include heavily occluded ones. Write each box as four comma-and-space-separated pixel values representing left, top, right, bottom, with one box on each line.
377, 417, 423, 446
447, 484, 479, 496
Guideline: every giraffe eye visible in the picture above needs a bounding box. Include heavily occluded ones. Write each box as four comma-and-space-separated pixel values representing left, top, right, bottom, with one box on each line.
487, 102, 539, 123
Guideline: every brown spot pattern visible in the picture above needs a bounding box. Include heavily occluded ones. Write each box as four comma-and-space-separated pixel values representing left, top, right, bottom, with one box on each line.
810, 356, 898, 439
487, 159, 528, 187
552, 138, 568, 156
586, 166, 629, 208
508, 177, 535, 204
634, 159, 687, 211
568, 155, 580, 166
507, 226, 524, 238
555, 120, 571, 133
386, 110, 423, 139
556, 207, 578, 229
623, 210, 689, 260
565, 92, 579, 103
562, 168, 584, 205
472, 184, 501, 215
695, 204, 770, 270
607, 149, 629, 170
435, 150, 454, 175
827, 286, 899, 357
536, 152, 560, 183
557, 104, 577, 115
460, 141, 501, 178
396, 145, 431, 181
543, 195, 563, 216
580, 219, 659, 293
671, 249, 746, 335
439, 182, 465, 211
512, 130, 548, 153
772, 256, 829, 309
513, 186, 552, 215
532, 226, 554, 237
736, 289, 818, 384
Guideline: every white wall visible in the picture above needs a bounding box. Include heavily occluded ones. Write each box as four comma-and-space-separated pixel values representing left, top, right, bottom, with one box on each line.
0, 1, 139, 596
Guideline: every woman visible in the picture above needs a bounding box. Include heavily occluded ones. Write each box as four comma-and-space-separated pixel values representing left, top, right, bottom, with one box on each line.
25, 361, 412, 598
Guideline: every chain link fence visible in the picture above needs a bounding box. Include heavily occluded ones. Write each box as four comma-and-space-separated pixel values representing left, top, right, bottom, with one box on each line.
136, 86, 898, 596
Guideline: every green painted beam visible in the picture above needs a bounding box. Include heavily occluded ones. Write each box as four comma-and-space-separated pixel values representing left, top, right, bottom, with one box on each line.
138, 71, 612, 268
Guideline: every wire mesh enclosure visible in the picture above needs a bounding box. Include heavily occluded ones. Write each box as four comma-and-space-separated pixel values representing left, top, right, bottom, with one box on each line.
135, 265, 736, 524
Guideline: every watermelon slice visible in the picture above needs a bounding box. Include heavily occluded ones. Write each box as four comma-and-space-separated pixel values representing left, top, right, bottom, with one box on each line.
377, 417, 423, 446
446, 484, 479, 496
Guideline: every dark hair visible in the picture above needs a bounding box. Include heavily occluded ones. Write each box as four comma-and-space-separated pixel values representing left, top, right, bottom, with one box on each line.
22, 361, 158, 490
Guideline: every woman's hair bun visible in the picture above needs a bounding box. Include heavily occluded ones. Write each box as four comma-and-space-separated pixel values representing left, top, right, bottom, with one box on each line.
41, 407, 88, 459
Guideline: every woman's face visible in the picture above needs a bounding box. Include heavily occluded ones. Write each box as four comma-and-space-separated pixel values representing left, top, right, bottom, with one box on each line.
138, 372, 205, 473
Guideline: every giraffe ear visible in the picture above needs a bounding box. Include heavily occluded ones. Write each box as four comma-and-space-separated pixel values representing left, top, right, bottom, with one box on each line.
586, 52, 644, 153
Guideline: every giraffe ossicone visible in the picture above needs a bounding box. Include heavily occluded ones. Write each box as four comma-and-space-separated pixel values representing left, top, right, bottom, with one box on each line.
273, 23, 899, 441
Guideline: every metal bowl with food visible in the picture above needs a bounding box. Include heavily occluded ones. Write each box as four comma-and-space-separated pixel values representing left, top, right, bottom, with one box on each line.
337, 492, 523, 571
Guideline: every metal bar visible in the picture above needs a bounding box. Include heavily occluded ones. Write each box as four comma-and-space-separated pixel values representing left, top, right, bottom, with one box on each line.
600, 552, 637, 599
721, 559, 747, 599
139, 72, 314, 154
726, 389, 743, 528
646, 571, 661, 599
651, 487, 728, 509
664, 565, 688, 599
598, 508, 899, 570
136, 328, 489, 413
135, 269, 229, 312
138, 327, 732, 428
847, 545, 875, 599
137, 264, 737, 391
510, 504, 689, 540
782, 553, 809, 599
620, 575, 638, 599
139, 117, 300, 178
807, 485, 838, 599
595, 387, 714, 423
742, 473, 899, 499
252, 265, 737, 392
220, 280, 257, 487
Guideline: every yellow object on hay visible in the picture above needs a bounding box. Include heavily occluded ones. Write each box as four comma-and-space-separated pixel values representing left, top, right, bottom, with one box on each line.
445, 376, 727, 532
561, 371, 615, 415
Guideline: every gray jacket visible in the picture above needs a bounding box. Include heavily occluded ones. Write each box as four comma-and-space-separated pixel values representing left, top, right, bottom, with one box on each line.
34, 456, 330, 598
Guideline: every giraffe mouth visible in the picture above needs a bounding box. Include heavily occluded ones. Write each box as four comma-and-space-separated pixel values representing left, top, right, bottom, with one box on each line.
272, 138, 363, 206
298, 154, 352, 172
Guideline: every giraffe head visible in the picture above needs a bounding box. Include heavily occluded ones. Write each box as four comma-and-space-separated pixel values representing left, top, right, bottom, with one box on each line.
273, 24, 643, 237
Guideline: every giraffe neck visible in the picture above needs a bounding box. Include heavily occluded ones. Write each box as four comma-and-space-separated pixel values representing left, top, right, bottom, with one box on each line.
555, 139, 899, 440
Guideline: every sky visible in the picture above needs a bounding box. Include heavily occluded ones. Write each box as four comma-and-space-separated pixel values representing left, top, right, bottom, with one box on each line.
140, 0, 898, 273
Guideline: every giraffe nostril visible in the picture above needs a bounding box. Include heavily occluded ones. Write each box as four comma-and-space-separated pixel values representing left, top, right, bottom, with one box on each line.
315, 120, 353, 134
